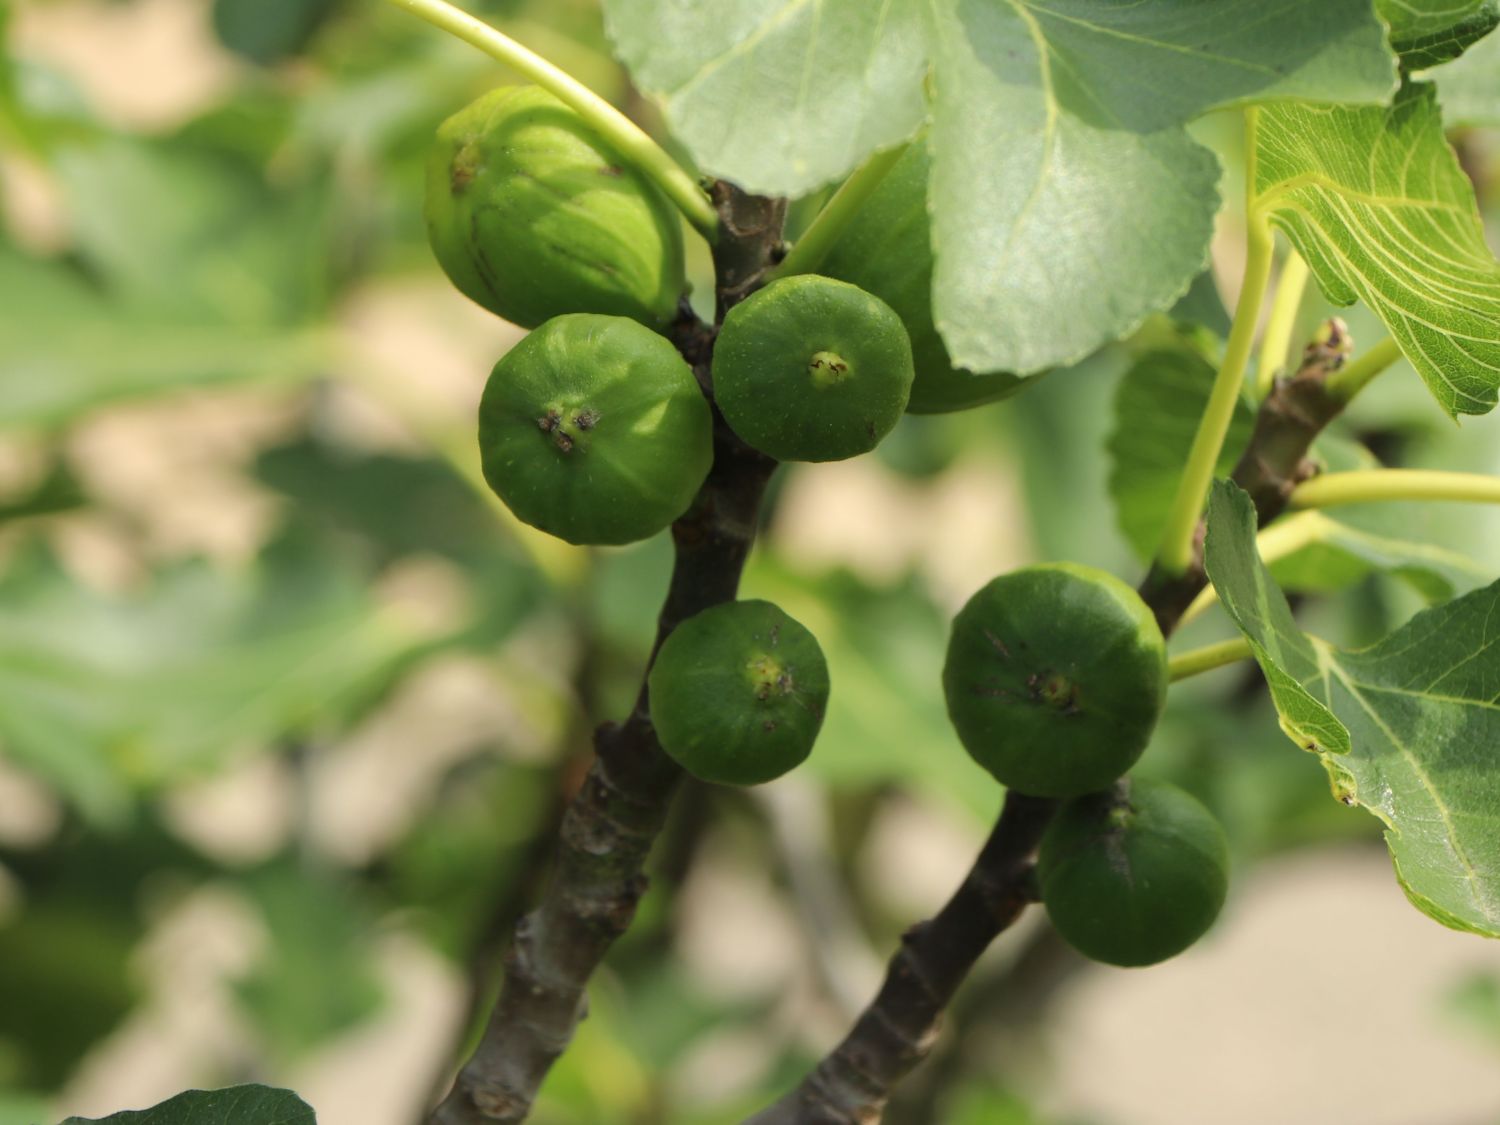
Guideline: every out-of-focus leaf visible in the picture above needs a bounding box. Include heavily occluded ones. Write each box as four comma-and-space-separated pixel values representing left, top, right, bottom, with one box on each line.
212, 0, 341, 65
234, 865, 383, 1059
1266, 510, 1492, 601
0, 1094, 54, 1125
1445, 971, 1500, 1048
1169, 268, 1233, 339
0, 534, 441, 821
59, 1085, 315, 1125
0, 247, 330, 431
53, 137, 334, 325
1107, 345, 1253, 561
0, 905, 137, 1091
1255, 82, 1500, 418
1205, 481, 1500, 938
1432, 19, 1500, 124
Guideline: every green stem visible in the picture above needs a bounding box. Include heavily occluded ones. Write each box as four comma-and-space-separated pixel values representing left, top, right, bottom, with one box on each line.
385, 0, 718, 242
1322, 336, 1403, 404
1254, 248, 1309, 398
1178, 510, 1329, 627
1169, 637, 1254, 682
1156, 109, 1275, 575
771, 142, 909, 280
1290, 469, 1500, 510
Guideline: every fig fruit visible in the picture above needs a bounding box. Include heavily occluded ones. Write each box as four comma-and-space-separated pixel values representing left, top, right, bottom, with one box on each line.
648, 599, 830, 785
712, 275, 914, 462
942, 563, 1167, 798
425, 85, 686, 330
818, 142, 1029, 414
1038, 778, 1229, 967
477, 313, 712, 545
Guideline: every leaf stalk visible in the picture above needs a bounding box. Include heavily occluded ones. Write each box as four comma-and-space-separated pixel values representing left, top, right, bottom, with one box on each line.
1291, 469, 1500, 510
1156, 109, 1275, 576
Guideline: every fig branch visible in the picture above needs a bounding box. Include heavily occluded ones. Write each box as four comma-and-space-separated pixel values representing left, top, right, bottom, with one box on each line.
428, 185, 784, 1125
752, 313, 1402, 1125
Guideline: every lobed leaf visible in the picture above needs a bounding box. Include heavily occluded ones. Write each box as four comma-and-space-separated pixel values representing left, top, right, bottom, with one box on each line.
1254, 82, 1500, 418
1205, 481, 1500, 937
606, 0, 1397, 374
600, 0, 930, 197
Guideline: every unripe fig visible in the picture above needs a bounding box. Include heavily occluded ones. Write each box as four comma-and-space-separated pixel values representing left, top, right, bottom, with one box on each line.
818, 143, 1029, 414
1038, 778, 1229, 967
478, 313, 711, 545
712, 275, 914, 462
648, 600, 830, 785
425, 85, 686, 330
942, 563, 1167, 798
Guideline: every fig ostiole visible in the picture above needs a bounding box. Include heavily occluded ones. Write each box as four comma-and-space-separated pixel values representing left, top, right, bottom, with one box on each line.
477, 313, 712, 546
1038, 778, 1230, 967
648, 599, 830, 785
425, 85, 686, 330
817, 141, 1033, 414
711, 274, 914, 463
942, 562, 1168, 798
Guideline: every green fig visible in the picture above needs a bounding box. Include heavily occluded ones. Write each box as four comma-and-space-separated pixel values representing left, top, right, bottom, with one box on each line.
426, 85, 686, 330
712, 275, 914, 462
818, 142, 1032, 414
1039, 778, 1230, 967
477, 313, 712, 545
942, 563, 1167, 798
648, 600, 830, 785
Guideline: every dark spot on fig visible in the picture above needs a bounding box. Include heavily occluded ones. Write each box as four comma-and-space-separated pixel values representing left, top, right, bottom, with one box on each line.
763, 720, 777, 731
983, 629, 1011, 659
553, 430, 574, 453
599, 164, 623, 177
574, 409, 601, 430
538, 410, 561, 432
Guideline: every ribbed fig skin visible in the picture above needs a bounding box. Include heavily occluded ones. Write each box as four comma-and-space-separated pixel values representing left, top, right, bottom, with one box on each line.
426, 86, 686, 330
818, 142, 1033, 413
1039, 778, 1229, 967
478, 314, 711, 545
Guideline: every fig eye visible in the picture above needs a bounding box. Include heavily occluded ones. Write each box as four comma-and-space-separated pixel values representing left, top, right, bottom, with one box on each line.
478, 313, 712, 546
712, 274, 914, 463
648, 599, 831, 786
942, 562, 1168, 799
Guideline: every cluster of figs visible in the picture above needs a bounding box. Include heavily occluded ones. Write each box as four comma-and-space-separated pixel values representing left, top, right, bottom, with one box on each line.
425, 86, 1228, 968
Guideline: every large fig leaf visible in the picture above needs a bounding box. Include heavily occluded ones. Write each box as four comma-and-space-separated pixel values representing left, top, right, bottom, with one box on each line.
1253, 82, 1500, 418
59, 1086, 314, 1125
604, 0, 1396, 374
1205, 481, 1500, 937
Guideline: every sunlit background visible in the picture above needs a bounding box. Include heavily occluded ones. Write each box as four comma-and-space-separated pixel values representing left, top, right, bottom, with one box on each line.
3, 2, 1500, 1123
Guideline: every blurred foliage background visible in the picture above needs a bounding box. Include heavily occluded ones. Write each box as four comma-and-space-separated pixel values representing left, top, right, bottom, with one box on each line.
3, 2, 1500, 1124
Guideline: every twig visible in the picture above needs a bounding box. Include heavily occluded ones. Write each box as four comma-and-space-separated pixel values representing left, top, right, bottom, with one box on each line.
750, 315, 1376, 1124
429, 183, 785, 1125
